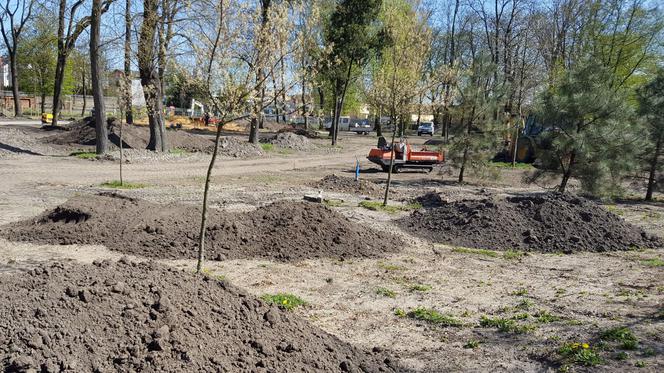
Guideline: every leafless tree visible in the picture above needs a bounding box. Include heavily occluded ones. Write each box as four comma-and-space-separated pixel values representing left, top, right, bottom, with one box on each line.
0, 0, 34, 116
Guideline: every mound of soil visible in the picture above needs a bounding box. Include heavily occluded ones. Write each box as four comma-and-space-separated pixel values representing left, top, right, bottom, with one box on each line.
43, 117, 215, 153
277, 127, 319, 138
1, 193, 401, 261
0, 259, 403, 372
398, 193, 661, 252
264, 133, 313, 151
413, 191, 445, 208
0, 128, 59, 157
311, 174, 384, 198
218, 136, 264, 158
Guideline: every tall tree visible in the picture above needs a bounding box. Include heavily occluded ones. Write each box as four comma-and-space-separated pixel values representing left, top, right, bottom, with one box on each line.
321, 0, 384, 145
124, 0, 133, 124
138, 0, 167, 151
637, 70, 664, 201
90, 0, 108, 154
0, 0, 34, 116
51, 0, 112, 127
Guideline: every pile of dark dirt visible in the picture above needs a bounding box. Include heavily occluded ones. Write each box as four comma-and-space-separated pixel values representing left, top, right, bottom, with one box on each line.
42, 117, 215, 153
398, 193, 662, 252
1, 193, 401, 261
413, 191, 445, 208
263, 132, 313, 151
311, 174, 384, 198
0, 259, 403, 372
277, 127, 319, 138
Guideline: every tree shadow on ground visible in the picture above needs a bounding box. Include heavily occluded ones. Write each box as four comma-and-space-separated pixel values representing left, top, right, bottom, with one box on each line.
0, 142, 43, 156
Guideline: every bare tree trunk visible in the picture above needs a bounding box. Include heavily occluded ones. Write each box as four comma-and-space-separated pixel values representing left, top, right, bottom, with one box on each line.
645, 136, 662, 201
10, 55, 21, 116
81, 72, 87, 116
138, 0, 167, 151
40, 92, 46, 114
197, 121, 224, 273
382, 112, 398, 206
90, 0, 108, 155
559, 151, 576, 193
124, 0, 133, 124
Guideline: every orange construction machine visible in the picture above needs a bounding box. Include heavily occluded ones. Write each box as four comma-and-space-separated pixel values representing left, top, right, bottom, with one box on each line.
367, 137, 444, 173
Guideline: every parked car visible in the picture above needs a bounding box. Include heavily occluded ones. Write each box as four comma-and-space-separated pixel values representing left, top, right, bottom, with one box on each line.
350, 121, 372, 135
417, 122, 434, 136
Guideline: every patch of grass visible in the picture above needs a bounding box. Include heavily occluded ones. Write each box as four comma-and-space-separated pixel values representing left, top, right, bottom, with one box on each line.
378, 262, 404, 271
635, 361, 646, 368
641, 258, 664, 267
503, 249, 526, 260
394, 308, 407, 317
260, 143, 274, 151
100, 180, 146, 189
463, 340, 480, 349
323, 199, 344, 207
452, 247, 499, 258
408, 307, 462, 326
358, 201, 421, 214
169, 147, 189, 156
479, 316, 535, 333
605, 204, 624, 216
558, 342, 601, 367
614, 351, 630, 361
409, 284, 432, 292
70, 151, 97, 159
534, 309, 560, 323
511, 313, 530, 320
491, 161, 534, 170
601, 326, 638, 350
261, 293, 306, 311
510, 288, 528, 296
516, 299, 534, 310
375, 287, 397, 298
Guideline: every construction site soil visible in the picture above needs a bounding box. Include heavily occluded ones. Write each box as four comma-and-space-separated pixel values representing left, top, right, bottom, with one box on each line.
399, 193, 662, 252
0, 259, 403, 372
263, 132, 314, 150
311, 174, 384, 198
1, 193, 401, 261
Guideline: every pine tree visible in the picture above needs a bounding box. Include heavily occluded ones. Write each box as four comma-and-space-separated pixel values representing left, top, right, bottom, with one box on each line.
637, 69, 664, 201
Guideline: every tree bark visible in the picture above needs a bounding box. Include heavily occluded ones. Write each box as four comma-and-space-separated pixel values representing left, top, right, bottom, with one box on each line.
10, 55, 20, 116
138, 0, 167, 151
81, 70, 87, 116
124, 0, 133, 124
90, 0, 108, 155
645, 136, 662, 201
559, 150, 576, 193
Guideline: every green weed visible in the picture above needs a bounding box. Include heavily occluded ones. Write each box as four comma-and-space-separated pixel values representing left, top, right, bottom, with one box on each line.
378, 262, 404, 271
408, 307, 462, 326
394, 308, 407, 317
169, 148, 189, 156
558, 342, 601, 367
534, 310, 560, 323
601, 327, 638, 350
516, 299, 534, 310
375, 287, 397, 298
479, 316, 535, 333
70, 151, 97, 159
510, 288, 528, 296
261, 293, 306, 311
491, 161, 534, 170
463, 340, 480, 349
358, 201, 421, 214
503, 249, 526, 260
100, 180, 146, 189
260, 143, 274, 151
641, 258, 664, 267
409, 284, 432, 292
452, 247, 499, 258
635, 361, 646, 368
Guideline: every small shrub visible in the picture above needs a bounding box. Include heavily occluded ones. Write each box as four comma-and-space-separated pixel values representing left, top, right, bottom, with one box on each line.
100, 180, 146, 189
261, 293, 306, 311
375, 287, 396, 298
408, 307, 462, 326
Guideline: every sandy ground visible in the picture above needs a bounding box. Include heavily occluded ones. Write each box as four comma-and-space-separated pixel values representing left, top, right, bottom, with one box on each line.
0, 120, 662, 372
